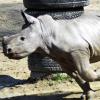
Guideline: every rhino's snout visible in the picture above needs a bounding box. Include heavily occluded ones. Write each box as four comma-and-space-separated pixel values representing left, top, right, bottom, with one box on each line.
6, 48, 13, 54
2, 36, 28, 59
2, 36, 13, 56
2, 36, 7, 54
2, 42, 19, 59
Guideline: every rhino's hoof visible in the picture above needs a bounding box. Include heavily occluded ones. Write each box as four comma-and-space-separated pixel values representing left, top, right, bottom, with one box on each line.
80, 93, 86, 100
86, 90, 95, 100
81, 90, 95, 100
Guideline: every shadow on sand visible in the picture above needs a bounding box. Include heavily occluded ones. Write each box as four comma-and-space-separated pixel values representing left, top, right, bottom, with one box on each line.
0, 75, 35, 90
0, 91, 82, 100
0, 75, 83, 100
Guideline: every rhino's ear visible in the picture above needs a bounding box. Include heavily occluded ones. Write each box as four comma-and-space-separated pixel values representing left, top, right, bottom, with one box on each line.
21, 10, 39, 24
21, 10, 29, 24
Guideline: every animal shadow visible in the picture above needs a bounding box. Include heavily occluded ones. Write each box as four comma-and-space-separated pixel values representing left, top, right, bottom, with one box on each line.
0, 75, 82, 100
0, 91, 82, 100
0, 75, 34, 89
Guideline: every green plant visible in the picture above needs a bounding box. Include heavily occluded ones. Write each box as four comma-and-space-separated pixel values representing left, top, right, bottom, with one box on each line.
51, 73, 72, 82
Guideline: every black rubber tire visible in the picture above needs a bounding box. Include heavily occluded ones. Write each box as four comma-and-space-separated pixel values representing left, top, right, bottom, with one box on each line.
23, 0, 89, 9
28, 53, 63, 73
28, 53, 63, 80
25, 7, 84, 20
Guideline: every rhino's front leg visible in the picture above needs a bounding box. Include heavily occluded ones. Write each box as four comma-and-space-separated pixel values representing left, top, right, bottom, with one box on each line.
71, 50, 100, 82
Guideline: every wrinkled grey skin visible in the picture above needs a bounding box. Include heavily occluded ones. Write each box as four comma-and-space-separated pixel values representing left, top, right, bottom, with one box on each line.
2, 11, 100, 99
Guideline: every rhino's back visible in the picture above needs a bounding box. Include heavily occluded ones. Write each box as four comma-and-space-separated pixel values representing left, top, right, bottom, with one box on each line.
56, 15, 100, 56
76, 15, 100, 56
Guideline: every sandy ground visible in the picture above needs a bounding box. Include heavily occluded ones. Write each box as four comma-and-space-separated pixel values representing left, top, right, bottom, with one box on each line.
0, 0, 100, 100
0, 0, 22, 4
85, 0, 100, 10
0, 50, 100, 100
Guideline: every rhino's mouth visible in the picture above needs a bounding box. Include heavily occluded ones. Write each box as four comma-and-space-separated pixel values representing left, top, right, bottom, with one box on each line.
7, 52, 27, 60
7, 53, 22, 60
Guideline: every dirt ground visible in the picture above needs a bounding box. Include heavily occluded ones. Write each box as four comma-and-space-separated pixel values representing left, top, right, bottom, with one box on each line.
0, 0, 100, 100
0, 50, 100, 100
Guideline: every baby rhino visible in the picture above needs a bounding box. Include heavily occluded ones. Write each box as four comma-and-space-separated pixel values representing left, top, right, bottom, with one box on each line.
2, 11, 100, 100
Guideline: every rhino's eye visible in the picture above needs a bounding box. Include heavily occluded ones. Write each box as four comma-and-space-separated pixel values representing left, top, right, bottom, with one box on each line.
20, 37, 25, 41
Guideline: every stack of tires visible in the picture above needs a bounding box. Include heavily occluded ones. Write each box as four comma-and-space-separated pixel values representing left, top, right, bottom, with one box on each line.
23, 0, 89, 10
23, 0, 89, 80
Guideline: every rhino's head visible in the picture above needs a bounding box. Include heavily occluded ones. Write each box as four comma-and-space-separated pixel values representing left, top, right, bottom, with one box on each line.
2, 11, 44, 59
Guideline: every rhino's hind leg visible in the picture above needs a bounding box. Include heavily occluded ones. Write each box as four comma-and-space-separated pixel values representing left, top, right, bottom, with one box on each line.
71, 50, 100, 82
71, 71, 95, 100
62, 66, 94, 99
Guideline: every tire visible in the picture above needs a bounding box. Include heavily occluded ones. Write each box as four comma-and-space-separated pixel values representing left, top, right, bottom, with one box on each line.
28, 53, 63, 80
23, 0, 89, 9
25, 7, 84, 19
28, 53, 63, 73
